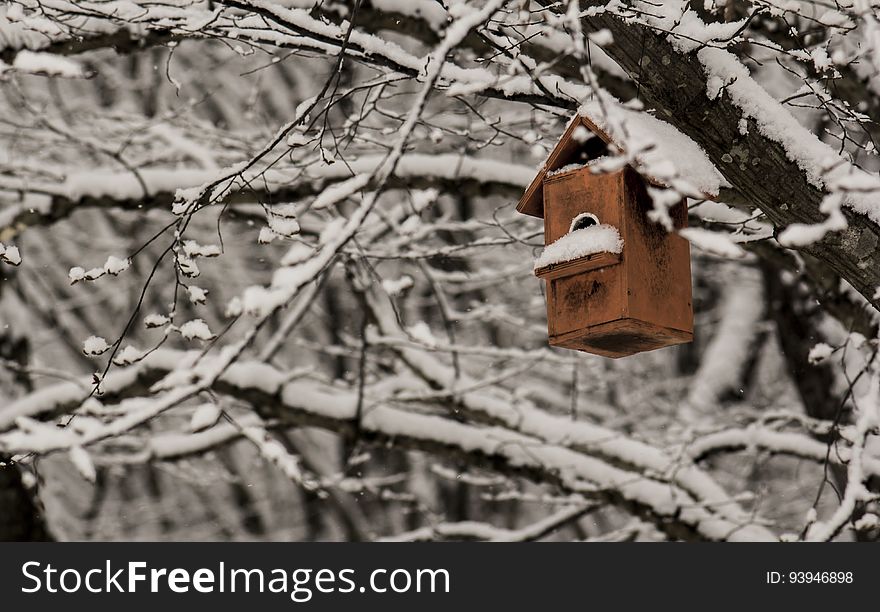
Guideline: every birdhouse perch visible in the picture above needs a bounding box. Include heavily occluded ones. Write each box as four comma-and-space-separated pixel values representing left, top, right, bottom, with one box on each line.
519, 115, 694, 358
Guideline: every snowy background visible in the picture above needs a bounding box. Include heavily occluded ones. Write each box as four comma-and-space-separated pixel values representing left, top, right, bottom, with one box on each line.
1, 0, 880, 542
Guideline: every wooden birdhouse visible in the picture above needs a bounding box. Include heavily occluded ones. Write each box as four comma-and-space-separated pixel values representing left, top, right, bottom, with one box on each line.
518, 115, 693, 358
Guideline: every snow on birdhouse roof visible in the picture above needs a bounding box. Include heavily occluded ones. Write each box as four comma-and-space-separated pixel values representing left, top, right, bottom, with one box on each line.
517, 102, 729, 218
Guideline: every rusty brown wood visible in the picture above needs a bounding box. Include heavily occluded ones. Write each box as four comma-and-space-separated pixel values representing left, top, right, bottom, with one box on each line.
534, 251, 621, 280
531, 163, 693, 358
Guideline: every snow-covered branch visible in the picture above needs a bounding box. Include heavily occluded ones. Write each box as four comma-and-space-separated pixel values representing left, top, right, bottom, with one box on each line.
0, 348, 774, 541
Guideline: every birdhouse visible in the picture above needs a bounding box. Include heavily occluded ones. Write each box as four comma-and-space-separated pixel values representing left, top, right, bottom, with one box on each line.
518, 115, 693, 358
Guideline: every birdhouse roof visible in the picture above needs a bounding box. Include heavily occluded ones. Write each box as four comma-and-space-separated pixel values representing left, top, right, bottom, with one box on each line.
517, 107, 726, 219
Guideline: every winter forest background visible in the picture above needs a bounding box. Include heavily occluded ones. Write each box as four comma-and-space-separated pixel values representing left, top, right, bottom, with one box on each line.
1, 0, 880, 542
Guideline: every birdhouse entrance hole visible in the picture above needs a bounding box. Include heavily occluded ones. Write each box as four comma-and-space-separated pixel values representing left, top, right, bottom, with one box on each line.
570, 212, 599, 233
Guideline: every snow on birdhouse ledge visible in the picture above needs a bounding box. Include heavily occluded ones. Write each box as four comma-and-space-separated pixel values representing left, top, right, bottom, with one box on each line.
534, 223, 623, 274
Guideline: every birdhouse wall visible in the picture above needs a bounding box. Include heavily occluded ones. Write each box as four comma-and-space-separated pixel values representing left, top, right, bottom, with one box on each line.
545, 263, 625, 340
539, 166, 693, 357
542, 167, 624, 244
542, 170, 627, 339
618, 168, 693, 335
